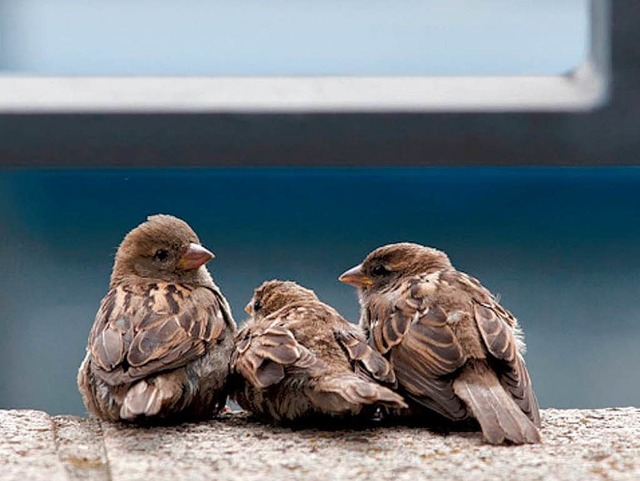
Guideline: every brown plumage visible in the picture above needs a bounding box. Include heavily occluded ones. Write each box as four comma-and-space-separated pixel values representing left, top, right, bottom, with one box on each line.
230, 280, 406, 424
339, 242, 541, 444
77, 214, 236, 423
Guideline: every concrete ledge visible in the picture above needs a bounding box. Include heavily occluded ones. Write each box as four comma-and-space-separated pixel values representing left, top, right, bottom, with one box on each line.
1, 408, 638, 481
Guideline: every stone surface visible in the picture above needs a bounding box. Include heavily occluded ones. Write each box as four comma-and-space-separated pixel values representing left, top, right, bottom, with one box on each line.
0, 408, 639, 481
0, 410, 67, 481
53, 415, 109, 481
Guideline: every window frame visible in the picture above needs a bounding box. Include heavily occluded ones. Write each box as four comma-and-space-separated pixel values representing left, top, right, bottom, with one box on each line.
0, 0, 609, 113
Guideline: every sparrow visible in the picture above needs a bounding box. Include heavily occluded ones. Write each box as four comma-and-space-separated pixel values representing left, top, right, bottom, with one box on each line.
77, 214, 236, 423
339, 243, 541, 444
230, 280, 407, 424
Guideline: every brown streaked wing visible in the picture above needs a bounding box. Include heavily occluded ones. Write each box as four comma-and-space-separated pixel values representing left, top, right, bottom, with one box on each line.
334, 327, 396, 385
253, 325, 303, 365
232, 325, 290, 389
89, 282, 226, 386
499, 354, 541, 426
207, 283, 236, 332
369, 279, 425, 355
390, 304, 468, 419
472, 294, 540, 425
88, 288, 127, 373
442, 269, 519, 328
367, 276, 468, 418
440, 270, 492, 303
229, 331, 247, 370
391, 339, 467, 419
92, 325, 125, 371
233, 316, 325, 390
474, 303, 517, 363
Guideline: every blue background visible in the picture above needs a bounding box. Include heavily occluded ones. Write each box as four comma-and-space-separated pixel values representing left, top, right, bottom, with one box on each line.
0, 167, 638, 415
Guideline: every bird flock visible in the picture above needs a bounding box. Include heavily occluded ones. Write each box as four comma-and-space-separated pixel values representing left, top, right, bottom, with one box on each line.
78, 214, 541, 445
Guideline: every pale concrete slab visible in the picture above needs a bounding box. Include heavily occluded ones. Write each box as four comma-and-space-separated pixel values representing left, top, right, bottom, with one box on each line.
0, 408, 638, 481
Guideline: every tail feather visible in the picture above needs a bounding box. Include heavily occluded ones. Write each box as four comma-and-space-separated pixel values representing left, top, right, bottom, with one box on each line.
120, 377, 180, 420
454, 364, 541, 445
317, 375, 407, 410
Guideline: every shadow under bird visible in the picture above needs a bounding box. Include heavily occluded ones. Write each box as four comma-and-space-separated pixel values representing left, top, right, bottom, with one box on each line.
78, 214, 236, 423
339, 242, 541, 444
230, 280, 407, 424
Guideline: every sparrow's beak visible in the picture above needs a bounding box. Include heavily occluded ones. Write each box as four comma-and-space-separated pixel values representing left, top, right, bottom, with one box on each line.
244, 302, 253, 315
177, 243, 214, 270
338, 264, 373, 287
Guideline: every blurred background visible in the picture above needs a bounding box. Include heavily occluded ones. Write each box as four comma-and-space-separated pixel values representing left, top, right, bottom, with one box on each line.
1, 168, 639, 415
0, 0, 587, 76
0, 1, 639, 416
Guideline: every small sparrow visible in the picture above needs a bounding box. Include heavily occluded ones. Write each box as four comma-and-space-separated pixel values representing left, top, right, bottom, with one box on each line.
339, 243, 541, 444
230, 280, 406, 424
77, 214, 236, 423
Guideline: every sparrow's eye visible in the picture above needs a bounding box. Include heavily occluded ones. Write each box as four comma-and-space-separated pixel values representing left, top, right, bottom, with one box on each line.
154, 249, 169, 262
371, 265, 390, 277
253, 300, 262, 312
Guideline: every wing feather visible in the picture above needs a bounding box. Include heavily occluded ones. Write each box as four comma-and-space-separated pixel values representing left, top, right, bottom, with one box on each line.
367, 276, 468, 418
366, 270, 539, 425
334, 328, 396, 385
232, 317, 324, 390
88, 282, 227, 386
473, 301, 540, 425
438, 271, 542, 427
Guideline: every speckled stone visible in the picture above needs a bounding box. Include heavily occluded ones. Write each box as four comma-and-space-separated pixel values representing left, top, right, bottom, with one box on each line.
0, 408, 638, 481
0, 410, 67, 481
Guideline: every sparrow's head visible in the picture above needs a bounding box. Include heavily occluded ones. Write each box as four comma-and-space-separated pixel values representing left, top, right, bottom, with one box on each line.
111, 214, 214, 286
339, 242, 452, 291
245, 280, 318, 320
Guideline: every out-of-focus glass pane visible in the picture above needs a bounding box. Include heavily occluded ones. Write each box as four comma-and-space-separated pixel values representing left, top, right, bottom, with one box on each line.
0, 0, 588, 76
